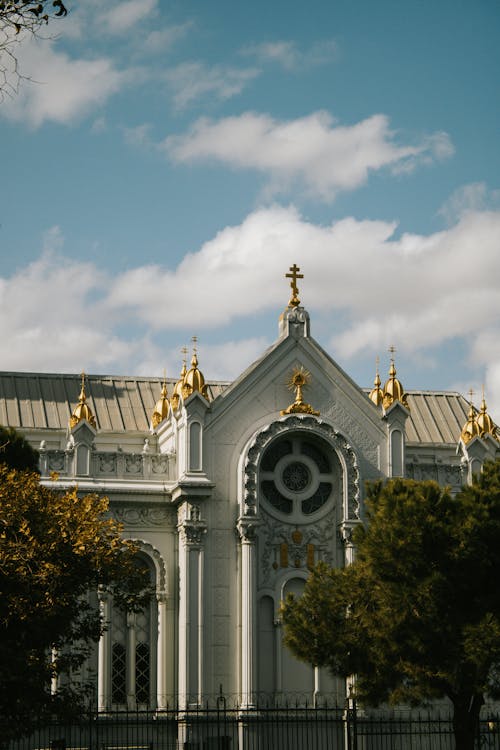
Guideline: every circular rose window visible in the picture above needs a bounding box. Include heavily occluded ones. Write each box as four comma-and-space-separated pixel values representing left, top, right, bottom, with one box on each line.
259, 434, 337, 519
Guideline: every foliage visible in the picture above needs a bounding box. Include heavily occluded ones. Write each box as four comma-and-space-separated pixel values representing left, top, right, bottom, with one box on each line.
0, 465, 151, 737
0, 424, 39, 471
282, 461, 500, 750
0, 0, 67, 96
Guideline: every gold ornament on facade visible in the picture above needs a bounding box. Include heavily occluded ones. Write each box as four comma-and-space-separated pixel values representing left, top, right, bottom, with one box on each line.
69, 371, 96, 429
151, 373, 170, 429
369, 356, 384, 406
382, 347, 409, 410
182, 336, 210, 401
280, 366, 320, 416
285, 263, 303, 308
477, 388, 499, 440
171, 347, 188, 410
460, 389, 481, 444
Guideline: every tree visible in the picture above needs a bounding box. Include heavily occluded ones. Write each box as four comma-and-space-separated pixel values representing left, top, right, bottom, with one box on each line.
0, 464, 150, 738
282, 461, 500, 750
0, 424, 39, 471
0, 0, 67, 96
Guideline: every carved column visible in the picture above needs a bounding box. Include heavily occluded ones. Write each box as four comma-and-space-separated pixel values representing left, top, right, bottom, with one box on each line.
177, 503, 207, 709
237, 518, 258, 709
97, 588, 111, 712
126, 611, 136, 708
156, 593, 168, 710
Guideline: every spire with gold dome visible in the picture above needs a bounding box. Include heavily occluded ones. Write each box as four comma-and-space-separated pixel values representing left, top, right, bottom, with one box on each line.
182, 337, 209, 401
382, 347, 409, 410
460, 389, 481, 444
369, 357, 384, 406
151, 372, 170, 428
476, 388, 498, 440
69, 372, 96, 429
171, 347, 188, 411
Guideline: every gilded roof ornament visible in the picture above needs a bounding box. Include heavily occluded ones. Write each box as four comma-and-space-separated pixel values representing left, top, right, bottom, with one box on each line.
286, 263, 303, 308
369, 357, 384, 406
171, 347, 188, 410
69, 371, 96, 429
382, 347, 409, 410
280, 366, 319, 416
182, 337, 210, 401
476, 386, 498, 440
460, 389, 481, 444
151, 372, 170, 428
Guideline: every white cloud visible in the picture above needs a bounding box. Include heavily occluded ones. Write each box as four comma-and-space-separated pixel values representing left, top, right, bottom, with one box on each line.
0, 37, 125, 126
163, 62, 260, 109
4, 201, 500, 422
101, 0, 158, 35
163, 111, 454, 200
438, 182, 500, 225
242, 38, 337, 71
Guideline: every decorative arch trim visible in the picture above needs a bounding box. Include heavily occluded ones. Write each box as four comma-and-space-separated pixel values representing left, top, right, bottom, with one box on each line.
243, 415, 360, 521
131, 538, 167, 595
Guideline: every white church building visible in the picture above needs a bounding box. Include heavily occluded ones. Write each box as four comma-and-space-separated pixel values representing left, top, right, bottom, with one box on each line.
1, 265, 498, 712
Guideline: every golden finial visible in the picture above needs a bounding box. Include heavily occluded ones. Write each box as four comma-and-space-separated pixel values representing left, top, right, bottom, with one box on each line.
460, 388, 480, 444
183, 336, 209, 401
286, 263, 303, 308
69, 371, 96, 429
151, 368, 170, 428
280, 366, 319, 416
171, 347, 188, 410
382, 347, 409, 410
477, 385, 498, 440
369, 356, 384, 406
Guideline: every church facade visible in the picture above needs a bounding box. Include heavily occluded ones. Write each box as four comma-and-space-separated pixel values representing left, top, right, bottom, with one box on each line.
1, 267, 498, 711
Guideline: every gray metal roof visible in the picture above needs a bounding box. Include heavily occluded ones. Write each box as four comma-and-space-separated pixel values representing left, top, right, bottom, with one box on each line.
0, 372, 473, 445
0, 372, 228, 433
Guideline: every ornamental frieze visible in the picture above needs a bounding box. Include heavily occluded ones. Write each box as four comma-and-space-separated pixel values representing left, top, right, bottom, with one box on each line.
112, 505, 176, 528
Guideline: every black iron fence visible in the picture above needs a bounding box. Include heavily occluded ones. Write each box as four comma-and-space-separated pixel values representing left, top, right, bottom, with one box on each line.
4, 703, 500, 750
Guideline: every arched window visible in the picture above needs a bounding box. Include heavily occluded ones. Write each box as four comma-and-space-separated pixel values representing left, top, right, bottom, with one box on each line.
189, 422, 202, 471
110, 556, 157, 709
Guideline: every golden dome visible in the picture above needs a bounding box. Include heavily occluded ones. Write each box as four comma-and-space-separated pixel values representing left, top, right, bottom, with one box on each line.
69, 372, 96, 429
151, 379, 170, 428
183, 349, 209, 401
461, 401, 481, 444
369, 361, 384, 406
382, 357, 409, 410
477, 393, 498, 440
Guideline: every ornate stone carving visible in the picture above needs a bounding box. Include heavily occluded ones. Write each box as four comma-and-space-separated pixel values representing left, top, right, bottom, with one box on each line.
151, 455, 170, 474
112, 505, 176, 528
237, 517, 259, 543
125, 454, 143, 474
244, 415, 360, 520
258, 512, 335, 584
97, 452, 117, 473
132, 538, 167, 592
180, 522, 207, 546
48, 451, 66, 472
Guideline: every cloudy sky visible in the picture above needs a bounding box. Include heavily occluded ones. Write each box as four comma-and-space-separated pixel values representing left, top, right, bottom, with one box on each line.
1, 0, 500, 417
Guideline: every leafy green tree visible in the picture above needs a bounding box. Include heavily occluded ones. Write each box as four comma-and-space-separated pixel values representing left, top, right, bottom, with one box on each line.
282, 461, 500, 750
0, 464, 150, 738
0, 424, 39, 471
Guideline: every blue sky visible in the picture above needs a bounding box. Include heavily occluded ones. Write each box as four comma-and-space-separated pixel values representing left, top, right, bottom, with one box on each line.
1, 0, 500, 417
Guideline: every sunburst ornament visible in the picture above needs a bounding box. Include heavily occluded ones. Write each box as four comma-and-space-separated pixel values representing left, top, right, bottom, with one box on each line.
281, 366, 320, 416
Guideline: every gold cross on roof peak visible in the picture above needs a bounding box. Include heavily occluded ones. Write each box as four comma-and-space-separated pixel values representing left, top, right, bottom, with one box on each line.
286, 263, 303, 307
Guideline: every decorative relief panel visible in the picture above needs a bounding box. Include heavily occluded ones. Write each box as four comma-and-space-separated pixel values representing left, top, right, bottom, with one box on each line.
323, 399, 379, 467
258, 511, 335, 586
406, 462, 462, 489
125, 455, 143, 474
151, 455, 170, 474
112, 505, 176, 528
47, 450, 66, 472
